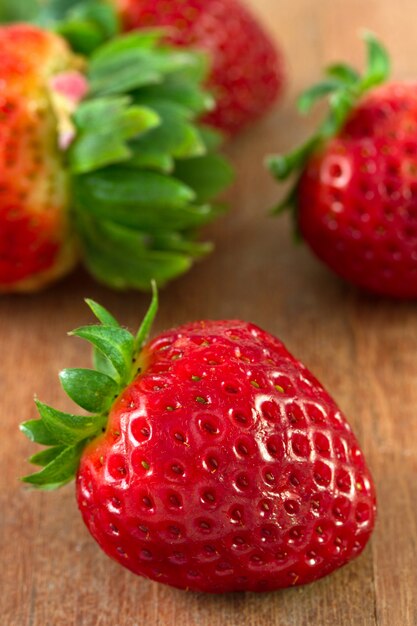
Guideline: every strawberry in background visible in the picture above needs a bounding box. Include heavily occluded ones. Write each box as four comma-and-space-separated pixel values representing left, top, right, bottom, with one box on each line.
1, 0, 285, 136
268, 35, 417, 298
0, 19, 233, 292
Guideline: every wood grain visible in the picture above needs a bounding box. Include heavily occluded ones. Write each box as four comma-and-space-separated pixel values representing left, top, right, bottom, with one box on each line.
2, 1, 417, 624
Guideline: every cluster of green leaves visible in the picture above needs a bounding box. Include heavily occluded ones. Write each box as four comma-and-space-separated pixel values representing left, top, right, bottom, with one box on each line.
21, 287, 158, 489
67, 31, 233, 291
0, 0, 40, 23
267, 33, 390, 215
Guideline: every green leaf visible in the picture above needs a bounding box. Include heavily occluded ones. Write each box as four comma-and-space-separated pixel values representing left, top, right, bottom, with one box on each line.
326, 63, 360, 85
35, 1, 119, 54
77, 215, 193, 290
70, 99, 160, 174
85, 299, 120, 327
361, 32, 390, 90
22, 441, 87, 489
73, 168, 200, 230
59, 368, 119, 413
174, 153, 234, 203
129, 100, 207, 164
66, 1, 119, 39
198, 126, 224, 152
138, 77, 214, 117
36, 0, 82, 24
35, 400, 105, 445
70, 325, 134, 383
151, 232, 213, 257
29, 446, 66, 467
0, 0, 40, 22
298, 80, 342, 114
20, 419, 60, 446
267, 136, 320, 181
135, 281, 158, 352
89, 38, 202, 97
56, 19, 106, 55
90, 30, 164, 63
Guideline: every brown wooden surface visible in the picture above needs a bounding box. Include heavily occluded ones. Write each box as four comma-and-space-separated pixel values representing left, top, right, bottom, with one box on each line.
2, 1, 417, 624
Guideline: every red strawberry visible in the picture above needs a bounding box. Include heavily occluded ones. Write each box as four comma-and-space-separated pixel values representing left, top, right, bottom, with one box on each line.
268, 35, 417, 298
0, 25, 81, 291
113, 0, 284, 135
0, 23, 233, 292
22, 289, 376, 593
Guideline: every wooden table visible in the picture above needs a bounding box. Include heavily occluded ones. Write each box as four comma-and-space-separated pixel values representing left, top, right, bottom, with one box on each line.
2, 1, 417, 624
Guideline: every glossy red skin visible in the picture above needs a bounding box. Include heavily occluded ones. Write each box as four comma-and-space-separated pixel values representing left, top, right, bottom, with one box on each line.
77, 320, 376, 593
113, 0, 284, 135
0, 25, 78, 291
298, 82, 417, 298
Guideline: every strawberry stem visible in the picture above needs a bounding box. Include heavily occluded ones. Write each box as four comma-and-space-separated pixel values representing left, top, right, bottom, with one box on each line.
266, 33, 390, 215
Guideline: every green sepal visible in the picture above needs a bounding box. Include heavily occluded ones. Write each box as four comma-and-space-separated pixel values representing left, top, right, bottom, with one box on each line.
69, 98, 160, 174
174, 153, 234, 204
0, 0, 40, 22
297, 80, 342, 115
22, 441, 88, 490
37, 1, 119, 55
69, 325, 135, 384
88, 34, 206, 98
21, 295, 160, 489
325, 63, 360, 85
35, 400, 106, 445
20, 419, 61, 446
58, 26, 230, 291
84, 300, 123, 376
73, 167, 199, 228
29, 446, 66, 468
59, 368, 119, 413
76, 214, 194, 290
267, 33, 390, 219
85, 299, 120, 327
135, 281, 158, 353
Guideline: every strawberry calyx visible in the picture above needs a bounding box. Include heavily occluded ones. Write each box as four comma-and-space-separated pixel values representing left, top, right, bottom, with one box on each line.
46, 2, 120, 55
266, 33, 390, 215
20, 283, 158, 489
66, 30, 233, 290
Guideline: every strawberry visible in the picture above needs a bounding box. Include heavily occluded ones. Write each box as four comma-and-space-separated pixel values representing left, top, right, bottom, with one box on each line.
10, 0, 284, 136
0, 25, 81, 291
21, 288, 376, 593
0, 22, 232, 293
268, 35, 417, 298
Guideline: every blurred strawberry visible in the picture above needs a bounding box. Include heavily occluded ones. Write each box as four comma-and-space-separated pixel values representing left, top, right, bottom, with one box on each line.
0, 25, 82, 291
0, 22, 233, 292
268, 35, 417, 298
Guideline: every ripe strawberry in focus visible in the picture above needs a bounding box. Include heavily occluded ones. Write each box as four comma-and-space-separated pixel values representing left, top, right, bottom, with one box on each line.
22, 290, 376, 593
268, 35, 417, 298
0, 25, 82, 292
110, 0, 284, 135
